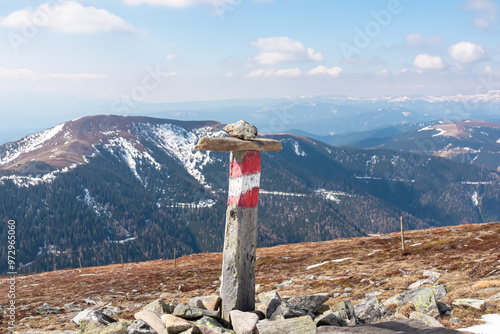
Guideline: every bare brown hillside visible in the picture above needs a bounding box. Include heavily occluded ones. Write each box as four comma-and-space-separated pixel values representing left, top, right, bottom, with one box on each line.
1, 222, 500, 332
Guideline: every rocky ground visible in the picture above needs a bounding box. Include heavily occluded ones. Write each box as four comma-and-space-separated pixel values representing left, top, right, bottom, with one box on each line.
1, 222, 500, 333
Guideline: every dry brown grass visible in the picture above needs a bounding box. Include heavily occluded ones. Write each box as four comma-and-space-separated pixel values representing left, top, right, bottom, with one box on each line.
1, 222, 499, 332
472, 280, 500, 290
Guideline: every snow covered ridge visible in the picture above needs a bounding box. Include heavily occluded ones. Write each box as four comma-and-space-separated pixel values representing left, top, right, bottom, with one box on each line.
0, 123, 64, 167
0, 163, 78, 187
134, 122, 226, 185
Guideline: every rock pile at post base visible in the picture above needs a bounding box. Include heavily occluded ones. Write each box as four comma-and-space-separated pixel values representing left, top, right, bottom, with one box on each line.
55, 278, 482, 334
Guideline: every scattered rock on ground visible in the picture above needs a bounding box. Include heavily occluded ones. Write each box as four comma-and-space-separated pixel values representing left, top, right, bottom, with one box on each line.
161, 314, 193, 334
409, 311, 443, 327
354, 296, 392, 324
229, 310, 259, 334
286, 294, 329, 313
256, 316, 316, 334
73, 308, 117, 326
128, 319, 156, 334
134, 310, 168, 334
143, 299, 174, 314
452, 298, 489, 311
189, 295, 222, 311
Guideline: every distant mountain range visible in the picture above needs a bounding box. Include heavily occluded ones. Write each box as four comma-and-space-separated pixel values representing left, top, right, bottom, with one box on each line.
1, 115, 499, 274
2, 90, 500, 146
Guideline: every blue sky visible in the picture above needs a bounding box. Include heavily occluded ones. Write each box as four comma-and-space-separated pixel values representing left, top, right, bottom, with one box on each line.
0, 0, 499, 140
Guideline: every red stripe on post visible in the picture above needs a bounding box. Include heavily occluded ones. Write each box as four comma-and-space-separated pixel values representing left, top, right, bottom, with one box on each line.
230, 151, 261, 178
228, 187, 260, 209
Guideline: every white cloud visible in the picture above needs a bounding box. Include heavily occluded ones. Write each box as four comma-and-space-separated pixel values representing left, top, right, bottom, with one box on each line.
123, 0, 268, 8
308, 65, 343, 78
246, 68, 276, 78
449, 41, 485, 63
0, 1, 134, 33
246, 67, 301, 78
275, 68, 301, 78
465, 0, 498, 29
413, 54, 446, 70
165, 54, 176, 61
251, 36, 324, 65
224, 72, 234, 77
0, 68, 107, 80
405, 33, 442, 46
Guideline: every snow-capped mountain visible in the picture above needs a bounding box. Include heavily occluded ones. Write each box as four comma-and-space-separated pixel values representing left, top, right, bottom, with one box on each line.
354, 120, 500, 172
0, 115, 498, 274
0, 116, 226, 187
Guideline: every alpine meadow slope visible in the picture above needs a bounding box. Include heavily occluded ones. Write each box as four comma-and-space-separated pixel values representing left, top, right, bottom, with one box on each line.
0, 115, 499, 274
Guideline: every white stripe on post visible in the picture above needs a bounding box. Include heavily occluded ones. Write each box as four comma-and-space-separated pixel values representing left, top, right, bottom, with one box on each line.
221, 150, 261, 322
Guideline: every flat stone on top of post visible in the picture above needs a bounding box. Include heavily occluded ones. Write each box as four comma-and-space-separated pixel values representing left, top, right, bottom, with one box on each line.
194, 121, 282, 322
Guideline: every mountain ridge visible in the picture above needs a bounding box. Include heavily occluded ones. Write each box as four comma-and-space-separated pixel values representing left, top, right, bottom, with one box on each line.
0, 115, 498, 274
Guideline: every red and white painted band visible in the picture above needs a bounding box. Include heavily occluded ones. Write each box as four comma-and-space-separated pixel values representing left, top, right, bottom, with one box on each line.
227, 151, 261, 209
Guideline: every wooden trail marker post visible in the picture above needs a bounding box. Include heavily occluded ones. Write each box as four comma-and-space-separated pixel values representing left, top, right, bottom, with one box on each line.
401, 216, 405, 252
195, 120, 282, 322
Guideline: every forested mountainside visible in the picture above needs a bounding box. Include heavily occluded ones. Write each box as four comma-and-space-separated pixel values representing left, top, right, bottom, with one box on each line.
1, 115, 498, 274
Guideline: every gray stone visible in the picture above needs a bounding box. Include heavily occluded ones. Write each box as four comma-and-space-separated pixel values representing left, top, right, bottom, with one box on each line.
275, 279, 294, 288
354, 296, 391, 324
316, 318, 463, 333
269, 302, 307, 320
411, 290, 440, 318
35, 304, 61, 314
452, 298, 489, 311
195, 137, 282, 152
95, 322, 129, 334
422, 270, 441, 278
223, 120, 258, 140
334, 300, 357, 326
449, 317, 461, 324
72, 308, 117, 326
315, 311, 342, 327
408, 277, 438, 290
196, 316, 233, 333
256, 316, 316, 334
489, 292, 500, 300
386, 285, 447, 308
128, 319, 157, 334
409, 311, 443, 327
134, 310, 168, 334
143, 299, 174, 314
174, 303, 220, 320
189, 295, 222, 311
161, 314, 193, 334
229, 310, 259, 334
179, 328, 201, 334
258, 291, 282, 306
286, 295, 329, 313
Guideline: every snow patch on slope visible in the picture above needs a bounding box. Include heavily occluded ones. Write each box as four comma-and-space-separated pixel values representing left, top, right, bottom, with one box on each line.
0, 123, 64, 167
136, 123, 225, 185
315, 189, 352, 203
0, 164, 77, 187
104, 137, 161, 182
